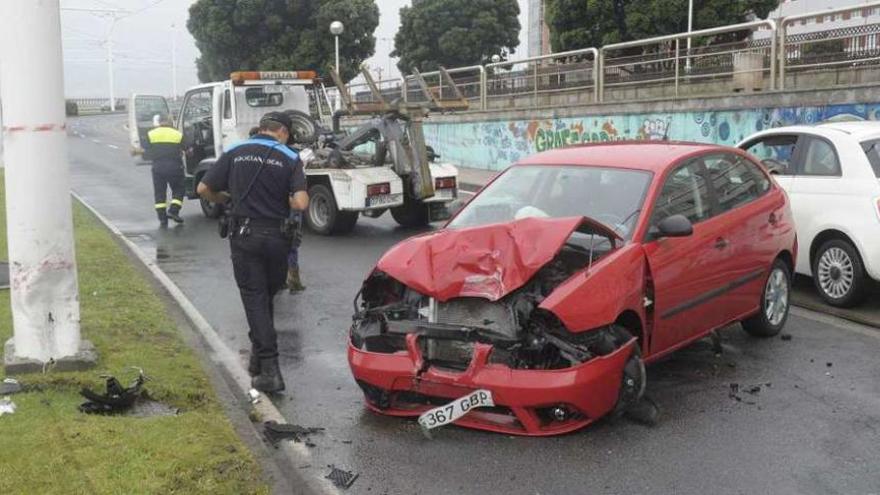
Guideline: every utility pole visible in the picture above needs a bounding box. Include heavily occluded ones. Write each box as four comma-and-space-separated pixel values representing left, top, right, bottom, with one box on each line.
686, 0, 694, 71
171, 24, 178, 100
106, 19, 117, 111
1, 0, 96, 373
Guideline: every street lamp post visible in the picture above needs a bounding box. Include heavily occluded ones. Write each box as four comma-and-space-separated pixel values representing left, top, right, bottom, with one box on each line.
1, 0, 96, 373
686, 0, 694, 71
330, 21, 344, 76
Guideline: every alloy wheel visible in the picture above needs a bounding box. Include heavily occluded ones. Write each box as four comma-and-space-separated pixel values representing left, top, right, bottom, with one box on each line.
764, 267, 789, 326
817, 247, 854, 300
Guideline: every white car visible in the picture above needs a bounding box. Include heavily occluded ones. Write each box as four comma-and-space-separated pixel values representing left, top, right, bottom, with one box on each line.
738, 122, 880, 307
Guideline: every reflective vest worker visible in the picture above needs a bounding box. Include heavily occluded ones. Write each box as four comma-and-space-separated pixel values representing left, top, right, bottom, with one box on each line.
145, 114, 185, 227
196, 111, 309, 393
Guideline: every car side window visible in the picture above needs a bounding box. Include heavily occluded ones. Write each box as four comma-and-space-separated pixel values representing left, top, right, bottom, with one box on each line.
703, 153, 767, 213
741, 134, 798, 175
181, 89, 213, 130
222, 89, 231, 119
800, 137, 841, 176
651, 161, 711, 225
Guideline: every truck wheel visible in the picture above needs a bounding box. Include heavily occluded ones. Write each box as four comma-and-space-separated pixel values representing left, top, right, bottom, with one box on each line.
390, 200, 429, 228
200, 197, 223, 218
284, 110, 318, 146
306, 184, 357, 235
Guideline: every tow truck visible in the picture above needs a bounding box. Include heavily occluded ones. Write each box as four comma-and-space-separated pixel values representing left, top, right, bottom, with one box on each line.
127, 69, 466, 234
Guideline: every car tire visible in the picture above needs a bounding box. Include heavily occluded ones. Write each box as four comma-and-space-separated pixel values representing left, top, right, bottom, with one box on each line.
285, 110, 318, 146
812, 239, 868, 308
306, 184, 357, 235
200, 196, 223, 218
742, 258, 791, 337
390, 200, 430, 228
609, 327, 645, 416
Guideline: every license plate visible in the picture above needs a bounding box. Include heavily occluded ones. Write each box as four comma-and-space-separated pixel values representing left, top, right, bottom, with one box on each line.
433, 188, 455, 200
366, 193, 401, 208
418, 389, 494, 431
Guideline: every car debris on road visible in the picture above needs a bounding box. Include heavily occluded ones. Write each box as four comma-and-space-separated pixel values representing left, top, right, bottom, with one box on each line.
325, 465, 359, 490
79, 368, 147, 415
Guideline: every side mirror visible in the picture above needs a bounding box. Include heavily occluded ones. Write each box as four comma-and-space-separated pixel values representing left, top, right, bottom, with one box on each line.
651, 214, 693, 239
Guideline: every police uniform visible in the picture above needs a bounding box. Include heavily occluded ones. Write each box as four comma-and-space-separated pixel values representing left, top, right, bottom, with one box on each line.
200, 128, 306, 392
145, 125, 185, 225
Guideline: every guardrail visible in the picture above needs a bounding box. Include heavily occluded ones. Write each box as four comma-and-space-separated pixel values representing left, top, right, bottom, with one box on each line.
348, 14, 880, 112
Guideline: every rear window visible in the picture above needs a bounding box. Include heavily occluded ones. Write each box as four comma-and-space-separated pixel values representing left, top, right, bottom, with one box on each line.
862, 140, 880, 178
245, 87, 284, 107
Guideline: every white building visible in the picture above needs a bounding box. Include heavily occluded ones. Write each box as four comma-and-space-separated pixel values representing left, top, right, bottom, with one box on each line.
527, 0, 551, 57
755, 0, 880, 54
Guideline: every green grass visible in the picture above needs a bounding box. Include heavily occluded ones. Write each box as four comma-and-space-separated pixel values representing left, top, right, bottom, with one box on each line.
0, 172, 269, 494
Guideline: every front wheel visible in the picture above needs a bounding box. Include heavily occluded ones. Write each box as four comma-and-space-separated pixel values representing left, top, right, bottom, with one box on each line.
390, 199, 429, 228
742, 259, 791, 337
812, 239, 868, 308
306, 184, 357, 235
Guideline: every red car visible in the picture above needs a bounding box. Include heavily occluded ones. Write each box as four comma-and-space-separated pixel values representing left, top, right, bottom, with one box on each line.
349, 142, 797, 436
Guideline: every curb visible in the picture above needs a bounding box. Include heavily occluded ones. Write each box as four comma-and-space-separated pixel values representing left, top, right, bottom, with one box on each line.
72, 192, 341, 495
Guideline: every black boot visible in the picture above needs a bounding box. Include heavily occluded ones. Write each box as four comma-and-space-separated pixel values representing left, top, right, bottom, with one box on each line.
156, 208, 168, 228
167, 206, 184, 224
252, 358, 285, 393
247, 347, 260, 377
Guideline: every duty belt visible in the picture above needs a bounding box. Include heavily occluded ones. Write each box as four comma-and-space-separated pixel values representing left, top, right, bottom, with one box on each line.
233, 216, 283, 229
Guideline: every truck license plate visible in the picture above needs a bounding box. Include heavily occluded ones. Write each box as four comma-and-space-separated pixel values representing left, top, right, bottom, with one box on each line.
367, 193, 401, 208
434, 188, 455, 200
418, 389, 494, 431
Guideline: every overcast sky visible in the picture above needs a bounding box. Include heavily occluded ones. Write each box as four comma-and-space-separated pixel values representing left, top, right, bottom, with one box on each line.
60, 0, 529, 99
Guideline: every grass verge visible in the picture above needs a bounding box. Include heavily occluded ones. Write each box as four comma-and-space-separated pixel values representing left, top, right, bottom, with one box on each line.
0, 172, 268, 494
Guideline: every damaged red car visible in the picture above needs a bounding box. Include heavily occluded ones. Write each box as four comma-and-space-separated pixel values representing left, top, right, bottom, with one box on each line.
349, 142, 797, 436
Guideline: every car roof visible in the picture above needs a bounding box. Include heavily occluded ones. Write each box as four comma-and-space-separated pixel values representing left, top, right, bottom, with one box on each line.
817, 121, 880, 140
746, 122, 880, 142
515, 141, 731, 173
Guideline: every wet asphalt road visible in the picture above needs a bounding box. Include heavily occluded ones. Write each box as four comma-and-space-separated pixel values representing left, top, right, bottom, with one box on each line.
67, 114, 880, 495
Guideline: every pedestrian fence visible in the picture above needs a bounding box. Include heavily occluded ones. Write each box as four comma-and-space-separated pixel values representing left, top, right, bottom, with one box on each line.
350, 1, 880, 111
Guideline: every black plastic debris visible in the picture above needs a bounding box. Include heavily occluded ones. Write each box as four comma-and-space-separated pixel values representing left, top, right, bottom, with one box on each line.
326, 465, 359, 489
79, 368, 146, 414
624, 396, 659, 426
780, 333, 792, 341
0, 378, 22, 395
263, 421, 325, 445
826, 362, 833, 368
0, 261, 9, 290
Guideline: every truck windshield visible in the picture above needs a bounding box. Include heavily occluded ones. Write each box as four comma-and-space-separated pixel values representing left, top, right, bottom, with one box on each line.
448, 165, 653, 240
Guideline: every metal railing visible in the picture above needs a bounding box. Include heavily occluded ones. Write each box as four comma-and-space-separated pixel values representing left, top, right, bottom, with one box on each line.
779, 0, 880, 89
345, 15, 880, 112
600, 20, 777, 100
485, 47, 599, 106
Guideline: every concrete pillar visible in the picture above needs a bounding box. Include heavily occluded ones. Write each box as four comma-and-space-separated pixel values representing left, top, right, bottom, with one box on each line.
1, 0, 96, 373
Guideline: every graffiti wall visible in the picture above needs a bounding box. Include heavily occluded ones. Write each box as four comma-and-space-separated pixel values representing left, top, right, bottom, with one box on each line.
422, 103, 880, 171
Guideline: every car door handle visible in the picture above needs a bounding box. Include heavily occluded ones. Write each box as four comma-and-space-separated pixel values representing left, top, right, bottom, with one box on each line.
715, 238, 729, 249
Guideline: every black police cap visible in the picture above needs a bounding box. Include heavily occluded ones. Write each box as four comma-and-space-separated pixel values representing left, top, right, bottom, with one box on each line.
259, 111, 293, 133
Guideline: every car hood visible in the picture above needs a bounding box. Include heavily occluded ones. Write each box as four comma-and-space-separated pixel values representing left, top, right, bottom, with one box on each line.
375, 216, 621, 302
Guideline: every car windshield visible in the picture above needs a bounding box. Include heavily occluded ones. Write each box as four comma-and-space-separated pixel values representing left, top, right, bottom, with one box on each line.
449, 165, 653, 239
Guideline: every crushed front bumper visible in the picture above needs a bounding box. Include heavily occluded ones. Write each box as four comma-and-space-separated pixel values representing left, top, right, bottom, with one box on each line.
348, 333, 636, 436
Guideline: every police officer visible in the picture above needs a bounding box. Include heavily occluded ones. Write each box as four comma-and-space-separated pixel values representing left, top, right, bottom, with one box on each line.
145, 114, 185, 227
197, 112, 308, 393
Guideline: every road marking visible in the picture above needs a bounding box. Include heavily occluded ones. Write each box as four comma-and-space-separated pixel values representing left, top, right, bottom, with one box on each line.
106, 144, 119, 150
791, 307, 880, 341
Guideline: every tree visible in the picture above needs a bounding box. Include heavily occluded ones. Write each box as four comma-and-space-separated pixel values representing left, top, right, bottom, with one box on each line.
545, 0, 778, 52
187, 0, 379, 83
392, 0, 520, 74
